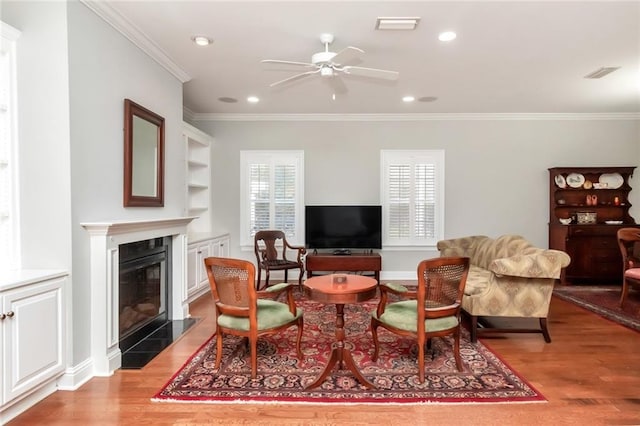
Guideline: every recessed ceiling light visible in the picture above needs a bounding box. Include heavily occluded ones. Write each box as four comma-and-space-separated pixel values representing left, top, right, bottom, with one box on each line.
191, 35, 212, 46
218, 97, 238, 103
402, 96, 415, 103
247, 96, 260, 103
438, 31, 457, 42
376, 17, 420, 31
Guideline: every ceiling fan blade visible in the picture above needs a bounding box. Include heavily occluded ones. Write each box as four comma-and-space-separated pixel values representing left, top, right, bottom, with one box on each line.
342, 66, 399, 80
269, 69, 321, 87
331, 46, 364, 66
261, 59, 315, 68
325, 75, 348, 94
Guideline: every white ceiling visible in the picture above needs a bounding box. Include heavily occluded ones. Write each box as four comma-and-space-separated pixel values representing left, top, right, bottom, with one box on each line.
98, 1, 640, 115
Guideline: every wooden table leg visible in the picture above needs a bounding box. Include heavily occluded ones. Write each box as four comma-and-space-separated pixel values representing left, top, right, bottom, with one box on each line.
305, 304, 376, 390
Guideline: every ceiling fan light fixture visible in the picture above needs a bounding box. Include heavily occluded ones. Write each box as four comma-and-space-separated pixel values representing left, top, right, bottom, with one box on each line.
247, 96, 260, 104
376, 17, 420, 31
191, 35, 212, 46
320, 67, 334, 77
402, 96, 415, 103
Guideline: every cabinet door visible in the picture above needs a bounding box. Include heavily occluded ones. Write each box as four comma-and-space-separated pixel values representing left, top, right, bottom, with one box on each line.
197, 243, 211, 289
186, 244, 199, 297
211, 236, 230, 258
2, 277, 65, 405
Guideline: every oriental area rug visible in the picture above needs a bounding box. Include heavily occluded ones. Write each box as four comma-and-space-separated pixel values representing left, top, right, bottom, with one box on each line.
553, 285, 640, 332
153, 299, 544, 404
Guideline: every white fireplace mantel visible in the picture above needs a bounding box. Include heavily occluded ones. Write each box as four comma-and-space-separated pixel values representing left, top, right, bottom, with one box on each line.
81, 217, 195, 376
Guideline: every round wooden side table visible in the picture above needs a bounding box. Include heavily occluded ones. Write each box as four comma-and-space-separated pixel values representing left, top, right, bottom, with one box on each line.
304, 274, 378, 389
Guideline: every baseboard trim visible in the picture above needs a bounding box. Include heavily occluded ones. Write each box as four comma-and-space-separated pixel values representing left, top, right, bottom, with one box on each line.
0, 380, 58, 424
57, 358, 94, 391
379, 271, 416, 281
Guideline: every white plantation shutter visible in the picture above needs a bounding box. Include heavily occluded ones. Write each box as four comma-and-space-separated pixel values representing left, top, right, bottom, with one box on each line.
241, 151, 304, 247
273, 164, 296, 233
0, 22, 20, 271
381, 150, 444, 247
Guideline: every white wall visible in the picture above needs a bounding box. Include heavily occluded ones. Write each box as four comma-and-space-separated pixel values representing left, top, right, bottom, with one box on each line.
4, 0, 186, 371
66, 1, 184, 366
3, 2, 73, 271
196, 118, 640, 277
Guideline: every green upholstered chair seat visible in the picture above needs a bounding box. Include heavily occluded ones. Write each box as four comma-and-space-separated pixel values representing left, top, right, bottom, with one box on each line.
218, 299, 302, 331
372, 300, 459, 333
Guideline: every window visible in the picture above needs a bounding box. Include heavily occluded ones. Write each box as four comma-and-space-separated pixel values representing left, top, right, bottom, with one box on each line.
0, 22, 21, 271
240, 151, 304, 247
381, 150, 444, 247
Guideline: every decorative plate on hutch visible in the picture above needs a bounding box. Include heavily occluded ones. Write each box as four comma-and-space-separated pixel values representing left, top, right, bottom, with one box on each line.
554, 174, 566, 188
599, 173, 624, 189
566, 173, 585, 188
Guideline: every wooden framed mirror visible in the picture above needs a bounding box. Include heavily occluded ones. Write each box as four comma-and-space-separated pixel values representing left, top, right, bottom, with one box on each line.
123, 99, 165, 207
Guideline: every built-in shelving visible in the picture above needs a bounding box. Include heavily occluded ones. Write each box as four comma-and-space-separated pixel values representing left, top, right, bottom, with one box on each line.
183, 122, 213, 233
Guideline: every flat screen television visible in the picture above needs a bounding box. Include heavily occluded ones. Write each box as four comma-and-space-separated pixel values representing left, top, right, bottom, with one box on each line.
305, 205, 382, 252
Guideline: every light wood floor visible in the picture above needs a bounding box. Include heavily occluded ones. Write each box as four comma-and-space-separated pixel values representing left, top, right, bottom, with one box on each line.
8, 290, 640, 426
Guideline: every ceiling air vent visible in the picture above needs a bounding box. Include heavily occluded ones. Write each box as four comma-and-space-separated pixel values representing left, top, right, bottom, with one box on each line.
376, 17, 420, 30
584, 67, 620, 79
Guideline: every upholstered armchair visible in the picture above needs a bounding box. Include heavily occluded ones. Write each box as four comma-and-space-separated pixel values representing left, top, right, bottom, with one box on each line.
617, 228, 640, 308
371, 257, 470, 383
203, 256, 304, 379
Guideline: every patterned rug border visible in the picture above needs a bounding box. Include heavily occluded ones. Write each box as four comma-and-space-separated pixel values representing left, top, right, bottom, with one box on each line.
151, 334, 546, 405
553, 287, 640, 332
152, 300, 546, 405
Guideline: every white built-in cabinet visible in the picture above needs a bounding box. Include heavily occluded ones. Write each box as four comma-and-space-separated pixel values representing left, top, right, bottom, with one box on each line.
183, 122, 213, 234
0, 271, 67, 423
186, 234, 230, 302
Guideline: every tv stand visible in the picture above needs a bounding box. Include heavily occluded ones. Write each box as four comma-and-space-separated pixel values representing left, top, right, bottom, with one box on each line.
332, 249, 351, 256
306, 252, 381, 282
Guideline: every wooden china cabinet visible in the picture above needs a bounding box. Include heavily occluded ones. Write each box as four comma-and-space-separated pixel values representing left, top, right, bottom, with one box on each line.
548, 166, 638, 284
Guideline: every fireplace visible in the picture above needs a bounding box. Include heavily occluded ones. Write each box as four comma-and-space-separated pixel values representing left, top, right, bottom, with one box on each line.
82, 217, 196, 377
118, 237, 170, 354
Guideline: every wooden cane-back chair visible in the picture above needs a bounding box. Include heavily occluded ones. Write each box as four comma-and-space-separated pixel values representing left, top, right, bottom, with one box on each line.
371, 257, 470, 383
203, 257, 303, 378
254, 230, 306, 290
617, 228, 640, 308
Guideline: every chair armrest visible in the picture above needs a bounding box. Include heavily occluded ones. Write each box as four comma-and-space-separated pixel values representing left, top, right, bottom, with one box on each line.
284, 241, 307, 263
376, 282, 417, 318
489, 250, 571, 279
257, 282, 292, 299
379, 282, 416, 297
257, 282, 298, 314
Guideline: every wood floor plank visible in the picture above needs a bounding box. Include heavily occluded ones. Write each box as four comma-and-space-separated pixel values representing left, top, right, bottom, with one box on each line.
7, 290, 640, 425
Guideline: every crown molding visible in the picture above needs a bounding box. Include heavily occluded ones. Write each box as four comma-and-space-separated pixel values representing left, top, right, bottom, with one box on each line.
182, 106, 196, 123
80, 1, 191, 83
192, 112, 640, 122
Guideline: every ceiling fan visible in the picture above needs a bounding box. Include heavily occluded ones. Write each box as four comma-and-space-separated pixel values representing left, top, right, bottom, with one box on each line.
261, 33, 399, 92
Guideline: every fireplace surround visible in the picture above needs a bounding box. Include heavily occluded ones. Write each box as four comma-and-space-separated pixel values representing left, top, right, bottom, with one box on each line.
82, 217, 194, 376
